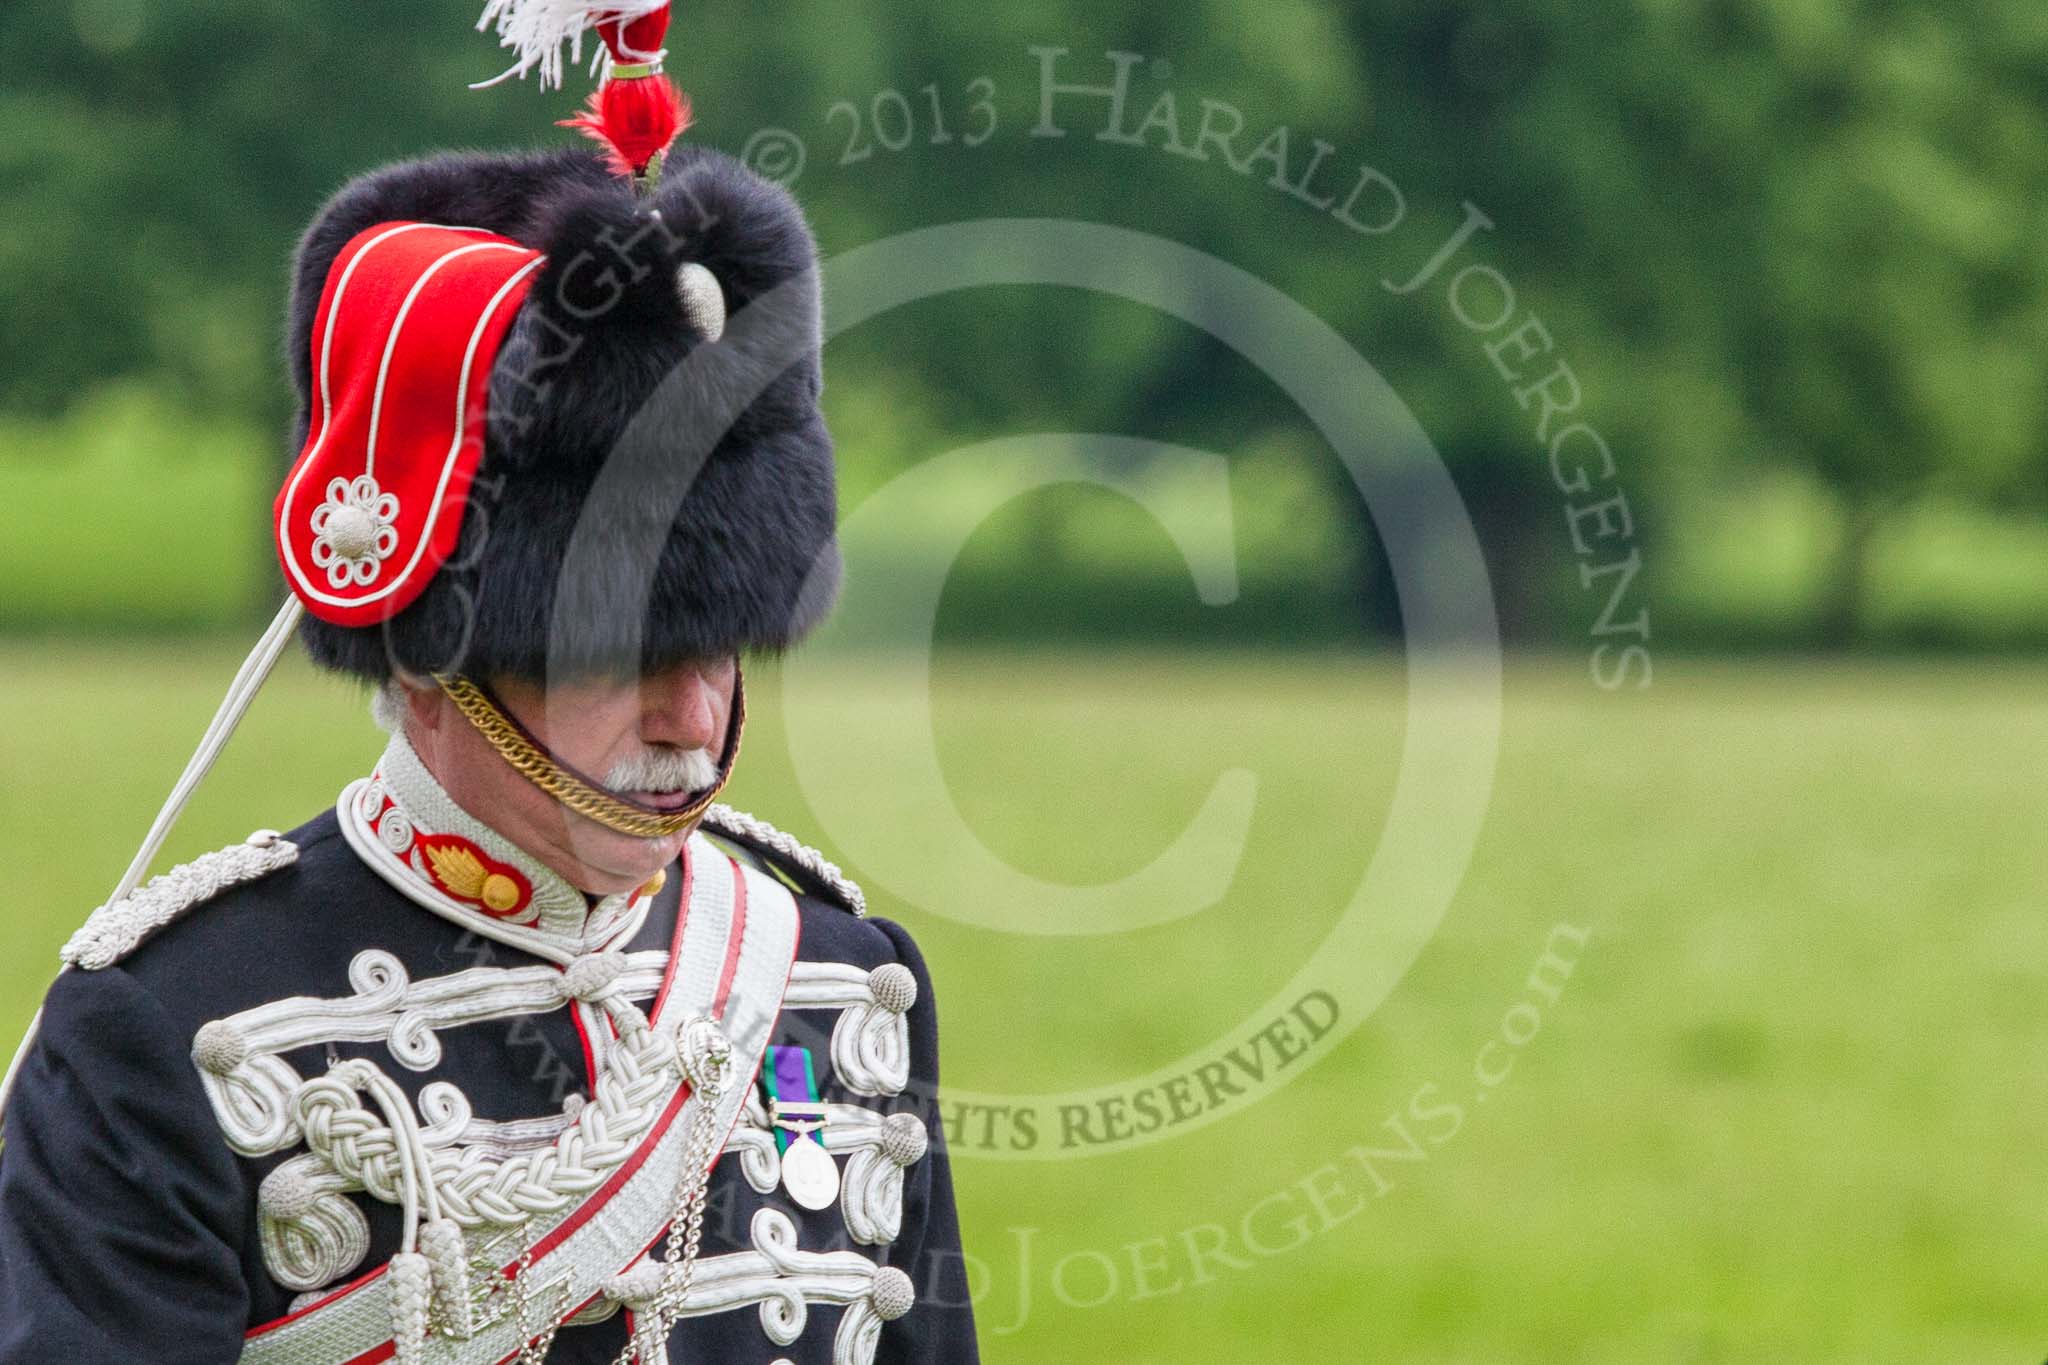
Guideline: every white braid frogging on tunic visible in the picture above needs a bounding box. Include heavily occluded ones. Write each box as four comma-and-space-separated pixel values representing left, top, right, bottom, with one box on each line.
287, 993, 694, 1234
233, 856, 794, 1365
210, 810, 939, 1365
192, 947, 674, 1157
231, 952, 919, 1296
140, 761, 917, 1361
602, 1209, 916, 1365
781, 961, 918, 1097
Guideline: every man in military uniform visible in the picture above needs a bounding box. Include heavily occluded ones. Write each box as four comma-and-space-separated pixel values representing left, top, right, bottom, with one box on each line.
0, 5, 978, 1360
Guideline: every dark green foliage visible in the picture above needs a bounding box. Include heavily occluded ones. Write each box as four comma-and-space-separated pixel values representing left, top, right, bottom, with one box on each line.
1, 1, 2038, 644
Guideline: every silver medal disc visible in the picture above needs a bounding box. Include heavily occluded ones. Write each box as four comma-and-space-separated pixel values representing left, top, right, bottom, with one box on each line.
782, 1133, 841, 1211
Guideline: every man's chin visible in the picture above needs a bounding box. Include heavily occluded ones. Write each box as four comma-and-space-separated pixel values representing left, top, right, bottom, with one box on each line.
557, 816, 695, 895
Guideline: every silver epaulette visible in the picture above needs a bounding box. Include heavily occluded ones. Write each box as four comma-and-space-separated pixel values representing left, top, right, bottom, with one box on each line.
60, 830, 301, 971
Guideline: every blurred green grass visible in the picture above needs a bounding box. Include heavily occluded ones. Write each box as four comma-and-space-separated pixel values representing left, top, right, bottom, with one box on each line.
0, 643, 2040, 1361
0, 387, 269, 629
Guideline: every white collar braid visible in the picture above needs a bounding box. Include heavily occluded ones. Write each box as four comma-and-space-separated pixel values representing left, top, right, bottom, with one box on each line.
336, 731, 656, 964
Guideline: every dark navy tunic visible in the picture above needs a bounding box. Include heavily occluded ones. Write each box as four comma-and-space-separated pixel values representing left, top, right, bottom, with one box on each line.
0, 808, 978, 1362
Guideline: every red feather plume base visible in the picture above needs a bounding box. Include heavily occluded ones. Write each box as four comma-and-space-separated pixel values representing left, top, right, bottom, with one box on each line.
561, 71, 691, 182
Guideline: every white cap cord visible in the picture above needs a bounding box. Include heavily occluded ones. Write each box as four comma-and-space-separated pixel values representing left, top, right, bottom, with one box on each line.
0, 597, 304, 1135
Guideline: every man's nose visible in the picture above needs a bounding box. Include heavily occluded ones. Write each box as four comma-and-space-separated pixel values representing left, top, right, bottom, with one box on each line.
639, 665, 721, 752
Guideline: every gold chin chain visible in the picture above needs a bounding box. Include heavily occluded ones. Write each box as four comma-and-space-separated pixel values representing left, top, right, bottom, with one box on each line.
433, 672, 742, 839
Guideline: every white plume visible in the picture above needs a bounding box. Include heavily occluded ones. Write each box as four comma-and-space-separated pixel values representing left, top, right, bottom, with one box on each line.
471, 0, 670, 90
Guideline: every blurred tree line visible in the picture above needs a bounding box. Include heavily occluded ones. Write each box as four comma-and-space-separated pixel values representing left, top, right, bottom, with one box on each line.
1, 0, 2043, 647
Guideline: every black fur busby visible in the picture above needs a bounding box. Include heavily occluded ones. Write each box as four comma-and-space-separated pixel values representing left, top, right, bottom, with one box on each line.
284, 143, 838, 684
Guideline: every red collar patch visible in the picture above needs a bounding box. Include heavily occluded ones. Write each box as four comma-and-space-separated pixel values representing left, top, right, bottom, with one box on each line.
414, 832, 537, 922
366, 789, 539, 924
275, 222, 543, 625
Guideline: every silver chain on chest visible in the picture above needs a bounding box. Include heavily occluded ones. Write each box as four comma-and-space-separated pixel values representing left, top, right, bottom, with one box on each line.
508, 1239, 566, 1364
500, 1019, 732, 1365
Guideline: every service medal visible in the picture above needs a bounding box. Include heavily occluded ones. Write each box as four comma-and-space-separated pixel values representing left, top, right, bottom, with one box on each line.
781, 1130, 841, 1210
765, 1044, 840, 1211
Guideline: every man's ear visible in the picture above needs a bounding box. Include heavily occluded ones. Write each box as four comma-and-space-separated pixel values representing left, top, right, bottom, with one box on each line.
399, 673, 445, 737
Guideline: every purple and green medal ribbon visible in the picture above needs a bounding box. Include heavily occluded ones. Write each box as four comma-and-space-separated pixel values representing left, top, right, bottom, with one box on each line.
764, 1044, 822, 1155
